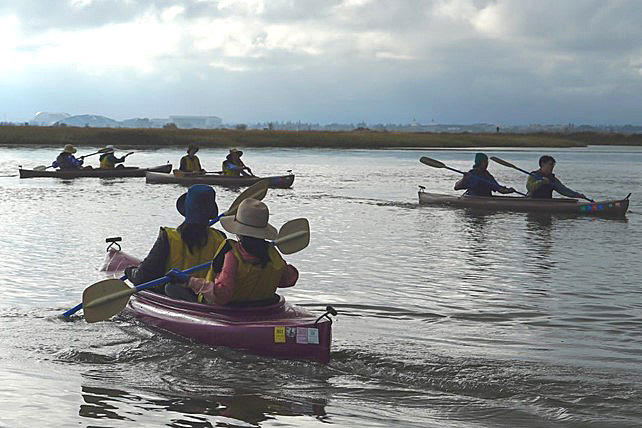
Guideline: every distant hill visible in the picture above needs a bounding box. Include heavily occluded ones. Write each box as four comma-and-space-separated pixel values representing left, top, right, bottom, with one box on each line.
56, 114, 120, 127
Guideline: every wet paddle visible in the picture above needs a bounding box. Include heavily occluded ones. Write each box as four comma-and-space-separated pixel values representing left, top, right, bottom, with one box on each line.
80, 218, 310, 323
33, 150, 102, 171
490, 156, 594, 202
419, 156, 526, 196
62, 179, 271, 318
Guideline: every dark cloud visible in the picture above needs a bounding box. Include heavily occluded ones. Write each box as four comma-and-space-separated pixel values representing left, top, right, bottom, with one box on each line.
1, 0, 641, 124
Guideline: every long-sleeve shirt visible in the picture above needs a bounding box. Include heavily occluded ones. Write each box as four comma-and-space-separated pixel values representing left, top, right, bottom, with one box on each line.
455, 167, 506, 197
187, 244, 298, 305
526, 171, 582, 198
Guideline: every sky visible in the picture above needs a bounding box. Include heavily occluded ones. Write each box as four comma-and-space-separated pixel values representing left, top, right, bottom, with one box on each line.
1, 0, 641, 125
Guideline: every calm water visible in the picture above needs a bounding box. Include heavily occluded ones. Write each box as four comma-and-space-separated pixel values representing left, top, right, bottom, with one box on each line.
0, 145, 640, 427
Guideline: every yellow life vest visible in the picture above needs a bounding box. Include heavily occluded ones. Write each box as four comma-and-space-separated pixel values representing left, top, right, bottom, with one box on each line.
182, 155, 202, 172
164, 227, 225, 278
205, 239, 286, 303
100, 154, 115, 169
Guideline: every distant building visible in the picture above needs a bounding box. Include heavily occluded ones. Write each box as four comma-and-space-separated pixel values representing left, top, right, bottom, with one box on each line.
169, 115, 222, 129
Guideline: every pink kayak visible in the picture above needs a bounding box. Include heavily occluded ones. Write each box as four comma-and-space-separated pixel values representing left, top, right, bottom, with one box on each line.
100, 241, 335, 364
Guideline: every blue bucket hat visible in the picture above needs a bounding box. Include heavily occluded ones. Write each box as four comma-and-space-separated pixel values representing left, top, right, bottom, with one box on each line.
176, 185, 218, 225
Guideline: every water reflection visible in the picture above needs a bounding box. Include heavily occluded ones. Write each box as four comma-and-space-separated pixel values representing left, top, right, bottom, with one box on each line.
79, 383, 327, 427
456, 209, 495, 274
523, 213, 556, 278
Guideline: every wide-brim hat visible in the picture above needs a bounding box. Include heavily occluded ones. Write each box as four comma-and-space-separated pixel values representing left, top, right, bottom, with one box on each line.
99, 145, 115, 154
229, 148, 243, 156
176, 185, 219, 224
63, 144, 77, 154
220, 198, 277, 240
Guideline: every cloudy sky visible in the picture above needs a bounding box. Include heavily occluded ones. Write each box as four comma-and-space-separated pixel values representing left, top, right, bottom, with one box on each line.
1, 0, 641, 124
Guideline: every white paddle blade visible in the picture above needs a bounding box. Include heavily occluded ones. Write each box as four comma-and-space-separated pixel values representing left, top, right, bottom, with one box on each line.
33, 165, 47, 171
224, 179, 270, 216
82, 279, 133, 323
275, 218, 310, 254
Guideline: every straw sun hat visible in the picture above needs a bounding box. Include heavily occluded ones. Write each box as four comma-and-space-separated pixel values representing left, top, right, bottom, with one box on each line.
63, 144, 77, 154
220, 199, 277, 240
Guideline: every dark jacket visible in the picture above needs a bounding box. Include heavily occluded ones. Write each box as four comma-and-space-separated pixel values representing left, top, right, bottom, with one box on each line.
54, 152, 83, 169
456, 167, 504, 197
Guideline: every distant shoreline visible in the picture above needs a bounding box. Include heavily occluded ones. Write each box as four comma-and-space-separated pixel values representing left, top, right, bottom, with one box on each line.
0, 126, 641, 149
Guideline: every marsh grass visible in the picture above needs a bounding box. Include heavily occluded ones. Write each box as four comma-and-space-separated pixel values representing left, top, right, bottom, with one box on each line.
1, 126, 640, 149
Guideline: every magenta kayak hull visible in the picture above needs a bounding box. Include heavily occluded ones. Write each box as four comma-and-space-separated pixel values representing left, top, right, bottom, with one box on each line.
126, 291, 332, 364
101, 248, 333, 363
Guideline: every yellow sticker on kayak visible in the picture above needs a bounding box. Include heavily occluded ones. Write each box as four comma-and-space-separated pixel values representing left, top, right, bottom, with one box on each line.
274, 326, 286, 343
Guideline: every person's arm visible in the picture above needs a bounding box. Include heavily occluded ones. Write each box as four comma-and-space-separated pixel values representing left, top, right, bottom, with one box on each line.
129, 228, 170, 286
454, 174, 469, 190
188, 251, 238, 304
114, 154, 126, 164
179, 156, 188, 172
277, 264, 299, 288
551, 177, 582, 198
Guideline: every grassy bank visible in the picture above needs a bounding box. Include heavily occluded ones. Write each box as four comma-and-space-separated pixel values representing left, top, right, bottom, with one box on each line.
1, 126, 641, 149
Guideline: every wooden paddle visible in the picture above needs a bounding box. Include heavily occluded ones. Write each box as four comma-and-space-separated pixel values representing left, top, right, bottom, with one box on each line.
419, 156, 526, 196
33, 150, 103, 171
490, 156, 594, 202
62, 179, 271, 318
81, 218, 310, 323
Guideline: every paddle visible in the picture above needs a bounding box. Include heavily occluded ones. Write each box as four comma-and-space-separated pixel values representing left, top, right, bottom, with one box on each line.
490, 156, 594, 202
208, 179, 269, 226
62, 179, 270, 318
419, 156, 526, 196
33, 150, 102, 171
80, 218, 310, 323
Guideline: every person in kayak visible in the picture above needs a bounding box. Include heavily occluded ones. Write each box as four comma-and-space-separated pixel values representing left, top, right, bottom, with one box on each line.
179, 143, 206, 174
527, 155, 587, 199
52, 144, 84, 170
166, 198, 298, 306
454, 153, 515, 196
126, 185, 226, 294
99, 145, 132, 169
222, 148, 253, 177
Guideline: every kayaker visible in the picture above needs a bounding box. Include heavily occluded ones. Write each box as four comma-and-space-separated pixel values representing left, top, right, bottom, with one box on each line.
99, 145, 132, 169
166, 199, 298, 306
52, 144, 84, 170
179, 143, 205, 174
454, 153, 516, 196
527, 155, 587, 199
222, 148, 253, 177
126, 185, 226, 295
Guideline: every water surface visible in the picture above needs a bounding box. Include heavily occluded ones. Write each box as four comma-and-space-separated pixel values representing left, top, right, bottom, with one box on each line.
0, 146, 640, 427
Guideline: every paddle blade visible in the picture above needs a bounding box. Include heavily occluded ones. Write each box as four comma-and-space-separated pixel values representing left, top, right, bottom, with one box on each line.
490, 156, 518, 169
224, 179, 269, 216
33, 165, 47, 171
82, 279, 133, 323
419, 157, 446, 169
275, 218, 310, 254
